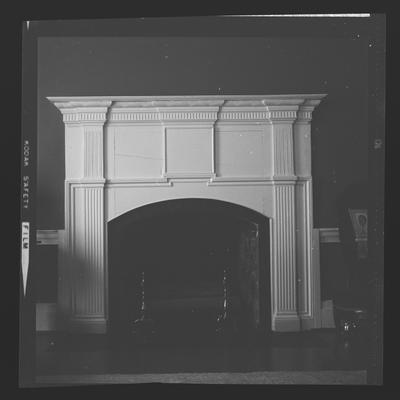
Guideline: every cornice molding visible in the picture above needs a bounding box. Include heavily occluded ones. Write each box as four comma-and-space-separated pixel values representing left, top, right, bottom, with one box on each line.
48, 94, 327, 124
47, 94, 326, 103
52, 100, 113, 109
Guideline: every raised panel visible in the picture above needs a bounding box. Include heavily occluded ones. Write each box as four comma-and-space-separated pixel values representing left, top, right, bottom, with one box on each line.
215, 127, 271, 177
165, 126, 213, 176
114, 126, 163, 178
293, 122, 312, 177
65, 126, 84, 179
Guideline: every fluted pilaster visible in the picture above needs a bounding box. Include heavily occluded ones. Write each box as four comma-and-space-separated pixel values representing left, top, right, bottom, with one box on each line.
272, 183, 300, 330
84, 126, 104, 178
73, 186, 104, 317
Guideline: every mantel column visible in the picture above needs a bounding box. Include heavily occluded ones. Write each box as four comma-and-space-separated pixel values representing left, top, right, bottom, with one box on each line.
268, 105, 300, 331
56, 103, 111, 333
293, 100, 324, 330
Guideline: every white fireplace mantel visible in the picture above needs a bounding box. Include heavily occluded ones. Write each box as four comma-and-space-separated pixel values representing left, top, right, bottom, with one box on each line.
48, 94, 326, 333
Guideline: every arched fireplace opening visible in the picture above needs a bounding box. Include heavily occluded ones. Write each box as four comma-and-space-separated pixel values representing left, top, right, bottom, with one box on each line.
108, 198, 270, 346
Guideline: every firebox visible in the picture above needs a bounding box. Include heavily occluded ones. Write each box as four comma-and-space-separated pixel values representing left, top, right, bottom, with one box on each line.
108, 198, 270, 344
49, 94, 326, 333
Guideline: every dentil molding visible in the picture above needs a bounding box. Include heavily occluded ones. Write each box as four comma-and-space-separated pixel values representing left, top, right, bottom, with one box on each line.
49, 95, 325, 125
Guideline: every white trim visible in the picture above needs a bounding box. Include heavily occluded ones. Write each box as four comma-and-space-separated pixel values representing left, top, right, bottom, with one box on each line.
208, 177, 275, 186
48, 94, 327, 104
163, 172, 216, 179
312, 229, 322, 329
319, 228, 340, 243
105, 177, 172, 188
36, 230, 59, 245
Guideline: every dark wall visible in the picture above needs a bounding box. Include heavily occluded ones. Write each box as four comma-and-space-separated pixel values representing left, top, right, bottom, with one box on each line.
37, 24, 370, 229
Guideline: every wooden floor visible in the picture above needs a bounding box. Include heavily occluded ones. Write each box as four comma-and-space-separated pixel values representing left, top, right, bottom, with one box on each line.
36, 370, 367, 386
35, 329, 368, 385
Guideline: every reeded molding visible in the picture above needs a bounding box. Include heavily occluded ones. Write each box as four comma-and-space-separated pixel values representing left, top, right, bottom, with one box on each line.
273, 184, 298, 315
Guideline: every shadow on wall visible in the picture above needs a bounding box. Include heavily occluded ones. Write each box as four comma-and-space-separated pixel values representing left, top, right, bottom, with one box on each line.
54, 239, 107, 331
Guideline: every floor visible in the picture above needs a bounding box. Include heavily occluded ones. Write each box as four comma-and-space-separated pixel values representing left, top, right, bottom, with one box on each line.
36, 370, 367, 386
36, 328, 369, 379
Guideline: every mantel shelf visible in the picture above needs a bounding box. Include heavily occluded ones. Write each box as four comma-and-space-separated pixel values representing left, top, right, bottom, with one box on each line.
48, 94, 327, 109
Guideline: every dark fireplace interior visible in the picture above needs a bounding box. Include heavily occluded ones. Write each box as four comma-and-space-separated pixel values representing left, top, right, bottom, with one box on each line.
108, 199, 270, 347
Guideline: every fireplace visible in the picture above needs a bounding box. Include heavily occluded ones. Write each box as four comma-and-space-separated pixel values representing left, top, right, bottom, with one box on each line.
108, 198, 270, 344
49, 94, 326, 333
